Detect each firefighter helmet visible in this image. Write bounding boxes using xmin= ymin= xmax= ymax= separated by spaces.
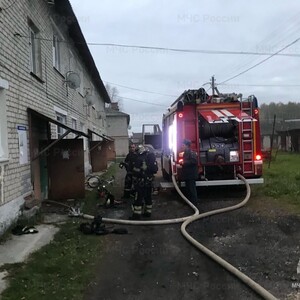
xmin=183 ymin=139 xmax=191 ymax=147
xmin=137 ymin=144 xmax=146 ymax=154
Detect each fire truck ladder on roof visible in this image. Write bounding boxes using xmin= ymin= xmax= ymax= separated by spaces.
xmin=241 ymin=101 xmax=254 ymax=174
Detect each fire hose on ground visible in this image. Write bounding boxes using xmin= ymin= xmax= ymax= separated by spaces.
xmin=70 ymin=173 xmax=277 ymax=299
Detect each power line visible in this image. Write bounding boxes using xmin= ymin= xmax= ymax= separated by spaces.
xmin=88 ymin=43 xmax=300 ymax=57
xmin=14 ymin=34 xmax=300 ymax=57
xmin=115 ymin=95 xmax=166 ymax=107
xmin=216 ymin=12 xmax=300 ymax=80
xmin=219 ymin=83 xmax=300 ymax=87
xmin=219 ymin=37 xmax=300 ymax=84
xmin=104 ymin=81 xmax=176 ymax=97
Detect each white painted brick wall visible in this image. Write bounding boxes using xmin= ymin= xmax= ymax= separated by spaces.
xmin=0 ymin=0 xmax=109 ymax=229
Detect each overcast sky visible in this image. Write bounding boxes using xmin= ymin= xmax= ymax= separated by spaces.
xmin=70 ymin=0 xmax=300 ymax=133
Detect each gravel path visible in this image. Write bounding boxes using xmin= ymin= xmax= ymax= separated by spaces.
xmin=83 ymin=167 xmax=300 ymax=300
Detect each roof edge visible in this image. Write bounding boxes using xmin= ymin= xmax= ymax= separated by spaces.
xmin=56 ymin=1 xmax=111 ymax=103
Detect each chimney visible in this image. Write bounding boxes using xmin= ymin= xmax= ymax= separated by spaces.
xmin=110 ymin=102 xmax=119 ymax=111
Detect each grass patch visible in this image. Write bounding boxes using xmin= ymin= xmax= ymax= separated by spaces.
xmin=1 ymin=161 xmax=120 ymax=300
xmin=1 ymin=220 xmax=105 ymax=300
xmin=80 ymin=188 xmax=100 ymax=216
xmin=102 ymin=159 xmax=122 ymax=180
xmin=83 ymin=160 xmax=121 ymax=214
xmin=252 ymin=152 xmax=300 ymax=213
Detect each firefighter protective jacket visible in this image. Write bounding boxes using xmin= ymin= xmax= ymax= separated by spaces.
xmin=124 ymin=151 xmax=137 ymax=173
xmin=182 ymin=149 xmax=198 ymax=180
xmin=132 ymin=151 xmax=158 ymax=178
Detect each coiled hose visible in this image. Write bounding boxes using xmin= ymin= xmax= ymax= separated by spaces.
xmin=80 ymin=174 xmax=277 ymax=299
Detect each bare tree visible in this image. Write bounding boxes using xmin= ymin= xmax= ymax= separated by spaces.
xmin=105 ymin=83 xmax=123 ymax=111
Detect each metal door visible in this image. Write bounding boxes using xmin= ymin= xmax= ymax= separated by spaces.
xmin=90 ymin=141 xmax=107 ymax=172
xmin=48 ymin=139 xmax=84 ymax=200
xmin=39 ymin=143 xmax=48 ymax=200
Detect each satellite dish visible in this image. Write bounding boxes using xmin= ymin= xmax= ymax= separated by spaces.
xmin=65 ymin=72 xmax=81 ymax=89
xmin=86 ymin=94 xmax=96 ymax=106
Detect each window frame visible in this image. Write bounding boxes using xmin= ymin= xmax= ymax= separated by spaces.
xmin=78 ymin=65 xmax=84 ymax=97
xmin=52 ymin=34 xmax=61 ymax=72
xmin=68 ymin=50 xmax=74 ymax=72
xmin=56 ymin=112 xmax=67 ymax=139
xmin=52 ymin=28 xmax=65 ymax=75
xmin=71 ymin=117 xmax=77 ymax=138
xmin=80 ymin=122 xmax=87 ymax=151
xmin=28 ymin=19 xmax=42 ymax=79
xmin=0 ymin=79 xmax=9 ymax=162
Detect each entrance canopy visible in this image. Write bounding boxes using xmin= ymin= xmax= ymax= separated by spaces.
xmin=88 ymin=129 xmax=114 ymax=142
xmin=28 ymin=108 xmax=113 ymax=160
xmin=28 ymin=108 xmax=90 ymax=138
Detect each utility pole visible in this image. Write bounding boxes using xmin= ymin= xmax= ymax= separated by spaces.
xmin=211 ymin=76 xmax=215 ymax=96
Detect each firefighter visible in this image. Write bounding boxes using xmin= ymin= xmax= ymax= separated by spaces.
xmin=180 ymin=139 xmax=199 ymax=205
xmin=120 ymin=144 xmax=137 ymax=199
xmin=130 ymin=145 xmax=158 ymax=220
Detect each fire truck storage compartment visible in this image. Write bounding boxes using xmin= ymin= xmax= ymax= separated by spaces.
xmin=204 ymin=165 xmax=235 ymax=180
xmin=199 ymin=116 xmax=239 ymax=164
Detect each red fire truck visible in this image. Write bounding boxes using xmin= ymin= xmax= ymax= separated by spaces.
xmin=161 ymin=88 xmax=264 ymax=186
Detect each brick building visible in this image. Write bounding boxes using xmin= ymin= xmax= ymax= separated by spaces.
xmin=0 ymin=0 xmax=112 ymax=234
xmin=105 ymin=103 xmax=130 ymax=157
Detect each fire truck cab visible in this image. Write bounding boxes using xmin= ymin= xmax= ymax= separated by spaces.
xmin=161 ymin=88 xmax=264 ymax=186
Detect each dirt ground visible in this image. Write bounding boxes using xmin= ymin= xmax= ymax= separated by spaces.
xmin=83 ymin=167 xmax=300 ymax=300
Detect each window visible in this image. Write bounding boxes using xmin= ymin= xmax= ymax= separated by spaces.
xmin=71 ymin=118 xmax=77 ymax=130
xmin=56 ymin=112 xmax=66 ymax=138
xmin=51 ymin=19 xmax=65 ymax=75
xmin=0 ymin=122 xmax=6 ymax=159
xmin=80 ymin=122 xmax=87 ymax=151
xmin=0 ymin=79 xmax=9 ymax=161
xmin=78 ymin=65 xmax=84 ymax=96
xmin=28 ymin=20 xmax=42 ymax=78
xmin=53 ymin=34 xmax=61 ymax=72
xmin=71 ymin=118 xmax=77 ymax=138
xmin=86 ymin=105 xmax=91 ymax=117
xmin=68 ymin=50 xmax=74 ymax=72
